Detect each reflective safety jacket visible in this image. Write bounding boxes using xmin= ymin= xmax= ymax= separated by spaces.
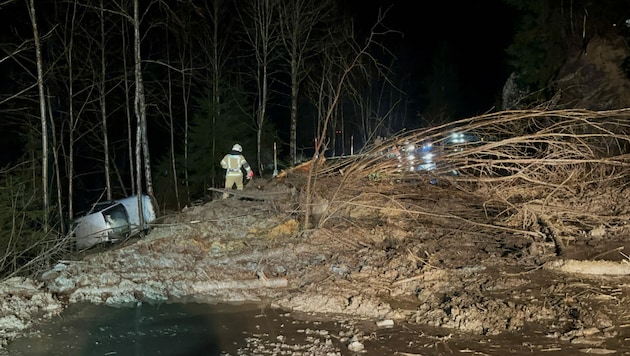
xmin=220 ymin=153 xmax=251 ymax=177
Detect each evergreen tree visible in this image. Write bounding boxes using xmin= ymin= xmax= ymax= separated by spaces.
xmin=504 ymin=0 xmax=630 ymax=90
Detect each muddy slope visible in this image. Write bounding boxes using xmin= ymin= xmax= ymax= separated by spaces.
xmin=3 ymin=175 xmax=629 ymax=351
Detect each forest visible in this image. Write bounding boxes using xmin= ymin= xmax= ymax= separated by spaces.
xmin=1 ymin=0 xmax=629 ymax=279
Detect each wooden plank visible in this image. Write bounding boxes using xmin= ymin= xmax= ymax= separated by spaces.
xmin=207 ymin=187 xmax=289 ymax=200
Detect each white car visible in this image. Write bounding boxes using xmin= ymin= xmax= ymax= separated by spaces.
xmin=112 ymin=195 xmax=157 ymax=233
xmin=72 ymin=195 xmax=156 ymax=250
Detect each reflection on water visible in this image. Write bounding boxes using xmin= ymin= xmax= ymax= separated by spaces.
xmin=3 ymin=302 xmax=313 ymax=356
xmin=3 ymin=301 xmax=628 ymax=355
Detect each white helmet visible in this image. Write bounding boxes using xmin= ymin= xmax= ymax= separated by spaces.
xmin=232 ymin=144 xmax=242 ymax=152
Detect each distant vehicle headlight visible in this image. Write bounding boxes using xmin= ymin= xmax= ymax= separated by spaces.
xmin=451 ymin=132 xmax=466 ymax=143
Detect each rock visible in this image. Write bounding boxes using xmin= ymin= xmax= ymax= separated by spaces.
xmin=376 ymin=319 xmax=394 ymax=327
xmin=347 ymin=340 xmax=364 ymax=352
xmin=46 ymin=276 xmax=76 ymax=293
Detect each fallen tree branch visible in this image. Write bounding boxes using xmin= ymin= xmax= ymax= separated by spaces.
xmin=207 ymin=187 xmax=291 ymax=201
xmin=536 ymin=214 xmax=566 ymax=256
xmin=544 ymin=259 xmax=630 ymax=275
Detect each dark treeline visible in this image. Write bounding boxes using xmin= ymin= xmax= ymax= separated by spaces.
xmin=0 ymin=0 xmax=413 ymax=215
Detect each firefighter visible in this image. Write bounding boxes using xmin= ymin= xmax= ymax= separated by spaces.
xmin=220 ymin=144 xmax=254 ymax=199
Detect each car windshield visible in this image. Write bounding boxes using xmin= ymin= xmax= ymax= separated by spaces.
xmin=102 ymin=204 xmax=128 ymax=227
xmin=89 ymin=201 xmax=118 ymax=214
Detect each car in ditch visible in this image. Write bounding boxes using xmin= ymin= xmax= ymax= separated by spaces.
xmin=72 ymin=194 xmax=157 ymax=250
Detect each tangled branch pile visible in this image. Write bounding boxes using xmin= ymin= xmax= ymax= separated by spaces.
xmin=311 ymin=109 xmax=630 ymax=255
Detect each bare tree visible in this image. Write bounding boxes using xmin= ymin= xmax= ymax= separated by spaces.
xmin=120 ymin=0 xmax=135 ymax=197
xmin=303 ymin=10 xmax=394 ymax=229
xmin=25 ymin=0 xmax=48 ymax=231
xmin=238 ymin=0 xmax=282 ymax=174
xmin=51 ymin=0 xmax=101 ymax=220
xmin=204 ymin=0 xmax=232 ymax=189
xmin=162 ymin=27 xmax=181 ymax=211
xmin=178 ymin=11 xmax=195 ymax=205
xmin=99 ymin=0 xmax=112 ymax=200
xmin=63 ymin=0 xmax=78 ymax=219
xmin=278 ymin=0 xmax=333 ymax=164
xmin=131 ymin=0 xmax=153 ymax=228
xmin=164 ymin=1 xmax=211 ymax=205
xmin=46 ymin=88 xmax=65 ymax=235
xmin=349 ymin=57 xmax=403 ymax=145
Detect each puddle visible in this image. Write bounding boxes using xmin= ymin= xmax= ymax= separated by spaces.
xmin=2 ymin=302 xmax=344 ymax=355
xmin=1 ymin=301 xmax=626 ymax=355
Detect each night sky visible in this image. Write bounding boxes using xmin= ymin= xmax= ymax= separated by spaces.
xmin=346 ymin=0 xmax=518 ymax=118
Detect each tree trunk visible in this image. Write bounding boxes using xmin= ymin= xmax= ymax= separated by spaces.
xmin=290 ymin=57 xmax=298 ymax=164
xmin=210 ymin=0 xmax=221 ymax=190
xmin=27 ymin=0 xmax=48 ymax=231
xmin=133 ymin=0 xmax=145 ymax=230
xmin=47 ymin=89 xmax=65 ymax=235
xmin=122 ymin=0 xmax=134 ymax=197
xmin=258 ymin=63 xmax=268 ymax=174
xmin=165 ymin=32 xmax=180 ymax=211
xmin=181 ymin=36 xmax=192 ymax=205
xmin=100 ymin=0 xmax=112 ymax=200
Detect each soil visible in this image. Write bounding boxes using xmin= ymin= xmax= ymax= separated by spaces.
xmin=2 ymin=171 xmax=630 ymax=354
